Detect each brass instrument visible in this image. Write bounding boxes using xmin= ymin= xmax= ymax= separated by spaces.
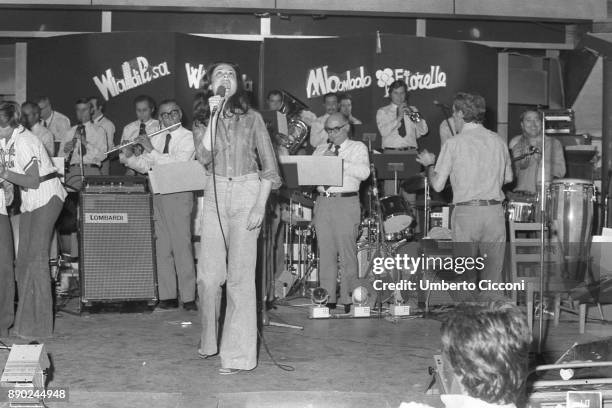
xmin=408 ymin=110 xmax=422 ymax=123
xmin=105 ymin=123 xmax=181 ymax=154
xmin=277 ymin=90 xmax=310 ymax=155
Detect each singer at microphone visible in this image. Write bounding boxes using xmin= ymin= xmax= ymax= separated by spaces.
xmin=193 ymin=62 xmax=281 ymax=375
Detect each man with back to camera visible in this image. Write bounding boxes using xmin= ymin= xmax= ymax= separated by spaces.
xmin=417 ymin=92 xmax=512 ymax=298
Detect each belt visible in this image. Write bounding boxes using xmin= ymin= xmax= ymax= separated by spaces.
xmin=384 ymin=147 xmax=416 ymax=151
xmin=320 ymin=192 xmax=358 ymax=198
xmin=70 ymin=164 xmax=100 ymax=169
xmin=453 ymin=200 xmax=502 ymax=207
xmin=39 ymin=172 xmax=59 ymax=183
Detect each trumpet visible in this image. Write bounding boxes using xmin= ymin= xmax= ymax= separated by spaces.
xmin=106 ymin=123 xmax=180 ymax=154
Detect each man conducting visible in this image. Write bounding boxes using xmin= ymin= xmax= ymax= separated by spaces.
xmin=313 ymin=112 xmax=370 ymax=312
xmin=417 ymin=92 xmax=512 ymax=296
xmin=120 ymin=100 xmax=197 ymax=311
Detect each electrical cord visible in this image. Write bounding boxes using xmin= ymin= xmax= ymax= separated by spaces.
xmin=208 ymin=100 xmax=293 ymax=372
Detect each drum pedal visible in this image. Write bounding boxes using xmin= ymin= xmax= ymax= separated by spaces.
xmin=390 ymin=304 xmax=411 ymax=316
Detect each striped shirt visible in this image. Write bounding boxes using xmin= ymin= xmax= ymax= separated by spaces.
xmin=1 ymin=126 xmax=67 ymax=212
xmin=31 ymin=122 xmax=55 ymax=157
xmin=42 ymin=110 xmax=71 ymax=143
xmin=58 ymin=122 xmax=107 ymax=167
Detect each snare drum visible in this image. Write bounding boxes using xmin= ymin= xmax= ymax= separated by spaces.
xmin=380 ymin=196 xmax=414 ymax=241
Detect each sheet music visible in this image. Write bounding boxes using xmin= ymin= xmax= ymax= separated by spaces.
xmin=149 ymin=161 xmax=208 ymax=194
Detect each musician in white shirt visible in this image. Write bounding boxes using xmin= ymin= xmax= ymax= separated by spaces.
xmin=121 ymin=100 xmax=197 ymax=311
xmin=21 ymin=101 xmax=54 ymax=157
xmin=309 ymin=92 xmax=339 ymax=148
xmin=88 ymin=96 xmax=115 ymax=175
xmin=58 ymin=98 xmax=107 ymax=189
xmin=312 ymin=112 xmax=370 ymax=312
xmin=36 ymin=96 xmax=71 ymax=153
xmin=0 ymin=101 xmax=67 ymax=338
xmin=119 ymin=95 xmax=160 ymax=175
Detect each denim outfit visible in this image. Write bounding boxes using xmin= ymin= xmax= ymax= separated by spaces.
xmin=197 ymin=109 xmax=281 ymax=370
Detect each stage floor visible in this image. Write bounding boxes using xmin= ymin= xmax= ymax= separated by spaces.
xmin=0 ymin=300 xmax=608 ymax=408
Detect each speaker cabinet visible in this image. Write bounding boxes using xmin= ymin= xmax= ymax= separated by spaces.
xmin=79 ymin=191 xmax=157 ymax=304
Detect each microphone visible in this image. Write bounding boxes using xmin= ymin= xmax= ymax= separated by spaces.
xmin=433 ymin=100 xmax=450 ymax=109
xmin=211 ymin=85 xmax=227 ymax=116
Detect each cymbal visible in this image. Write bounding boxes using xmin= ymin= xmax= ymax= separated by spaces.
xmin=401 ymin=175 xmax=426 ymax=193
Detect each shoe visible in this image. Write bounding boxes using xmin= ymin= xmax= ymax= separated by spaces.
xmin=344 ymin=304 xmax=352 ymax=314
xmin=198 ymin=349 xmax=217 ymax=359
xmin=327 ymin=303 xmax=337 ymax=310
xmin=219 ymin=368 xmax=243 ymax=375
xmin=183 ymin=301 xmax=198 ymax=311
xmin=158 ymin=299 xmax=178 ymax=309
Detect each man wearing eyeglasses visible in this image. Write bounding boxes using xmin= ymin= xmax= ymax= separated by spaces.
xmin=312 ymin=112 xmax=370 ymax=313
xmin=120 ymin=100 xmax=197 ymax=311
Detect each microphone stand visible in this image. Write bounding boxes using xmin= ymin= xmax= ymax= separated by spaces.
xmin=434 ymin=103 xmax=455 ymax=137
xmin=537 ymin=114 xmax=547 ymax=355
xmin=78 ymin=127 xmax=85 ymax=188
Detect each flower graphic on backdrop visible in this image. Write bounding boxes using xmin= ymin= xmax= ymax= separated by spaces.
xmin=375 ymin=68 xmax=395 ymax=88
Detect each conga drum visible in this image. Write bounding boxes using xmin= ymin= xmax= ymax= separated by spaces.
xmin=546 ymin=179 xmax=595 ymax=282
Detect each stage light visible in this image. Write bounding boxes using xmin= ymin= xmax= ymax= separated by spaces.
xmin=351 ymin=286 xmax=371 ymax=317
xmin=309 ymin=287 xmax=330 ymax=319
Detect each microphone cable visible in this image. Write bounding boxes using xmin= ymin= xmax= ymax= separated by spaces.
xmin=208 ymin=100 xmax=294 ymax=372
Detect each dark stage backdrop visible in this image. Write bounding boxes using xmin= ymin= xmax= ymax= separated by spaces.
xmin=264 ymin=34 xmax=498 ymax=153
xmin=27 ymin=32 xmax=261 ymax=145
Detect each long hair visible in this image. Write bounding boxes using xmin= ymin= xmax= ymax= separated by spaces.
xmin=0 ymin=101 xmax=22 ymax=128
xmin=197 ymin=62 xmax=249 ymax=125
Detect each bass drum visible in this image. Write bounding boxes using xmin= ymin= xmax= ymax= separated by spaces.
xmin=355 ymin=241 xmax=421 ymax=308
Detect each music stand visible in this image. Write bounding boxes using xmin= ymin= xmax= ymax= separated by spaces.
xmin=372 ymin=153 xmax=421 ymax=195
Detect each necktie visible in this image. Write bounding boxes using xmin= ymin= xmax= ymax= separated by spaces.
xmin=323 ymin=144 xmax=340 ymax=191
xmin=163 ymin=133 xmax=171 ymax=154
xmin=139 ymin=122 xmax=146 ymax=136
xmin=43 ymin=120 xmax=48 ymax=128
xmin=77 ymin=124 xmax=87 ymax=156
xmin=397 ymin=107 xmax=407 ymax=137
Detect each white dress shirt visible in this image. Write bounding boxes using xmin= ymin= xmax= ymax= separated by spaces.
xmin=92 ymin=114 xmax=115 ymax=151
xmin=58 ymin=122 xmax=108 ymax=167
xmin=313 ymin=138 xmax=370 ymax=193
xmin=31 ymin=122 xmax=55 ymax=157
xmin=121 ymin=125 xmax=195 ymax=174
xmin=1 ymin=126 xmax=66 ymax=213
xmin=309 ymin=113 xmax=330 ymax=148
xmin=439 ymin=117 xmax=457 ymax=147
xmin=42 ymin=110 xmax=71 ymax=143
xmin=376 ymin=102 xmax=428 ymax=148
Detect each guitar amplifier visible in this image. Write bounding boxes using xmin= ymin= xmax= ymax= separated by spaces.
xmin=79 ymin=190 xmax=157 ymax=305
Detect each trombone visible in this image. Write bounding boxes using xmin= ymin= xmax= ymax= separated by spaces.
xmin=105 ymin=123 xmax=181 ymax=154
